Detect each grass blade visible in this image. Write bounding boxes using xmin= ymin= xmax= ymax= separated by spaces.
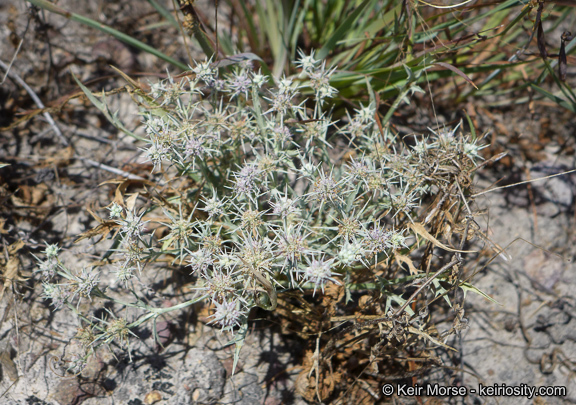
xmin=146 ymin=0 xmax=178 ymax=28
xmin=529 ymin=83 xmax=576 ymax=113
xmin=317 ymin=0 xmax=374 ymax=60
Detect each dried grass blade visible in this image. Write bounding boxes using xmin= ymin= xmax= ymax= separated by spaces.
xmin=409 ymin=223 xmax=477 ymax=253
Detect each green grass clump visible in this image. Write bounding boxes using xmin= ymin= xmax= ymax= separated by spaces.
xmin=28 ymin=0 xmax=576 ymax=113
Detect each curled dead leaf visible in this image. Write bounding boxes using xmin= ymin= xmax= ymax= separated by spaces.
xmin=0 ymin=219 xmax=9 ymax=234
xmin=7 ymin=240 xmax=25 ymax=255
xmin=395 ymin=254 xmax=419 ymax=275
xmin=43 ymin=146 xmax=74 ymax=167
xmin=0 ymin=256 xmax=26 ymax=301
xmin=125 ymin=192 xmax=139 ymax=211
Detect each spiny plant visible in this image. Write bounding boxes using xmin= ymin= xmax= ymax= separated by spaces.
xmin=36 ymin=53 xmax=499 ymax=400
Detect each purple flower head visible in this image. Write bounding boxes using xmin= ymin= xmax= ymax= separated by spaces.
xmin=185 ymin=137 xmax=205 ymax=158
xmin=227 ymin=71 xmax=252 ymax=99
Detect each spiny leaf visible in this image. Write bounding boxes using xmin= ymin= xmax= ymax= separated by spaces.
xmin=228 ymin=320 xmax=249 ymax=376
xmin=395 ymin=254 xmax=419 ymax=275
xmin=459 ymin=281 xmax=502 ymax=306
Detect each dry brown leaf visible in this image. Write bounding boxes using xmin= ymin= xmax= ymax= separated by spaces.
xmin=109 ymin=65 xmax=144 ymax=90
xmin=74 ymin=221 xmax=119 ymax=243
xmin=0 ymin=257 xmax=26 ymax=301
xmin=30 ymin=183 xmax=48 ymax=205
xmin=102 ymin=179 xmax=155 ymax=208
xmin=321 ymin=283 xmax=344 ymax=312
xmin=86 ymin=206 xmax=104 ymax=224
xmin=0 ymin=218 xmax=9 ymax=234
xmin=10 ymin=184 xmax=51 ymax=208
xmin=44 ymin=146 xmax=74 ymax=167
xmin=125 ymin=192 xmax=139 ymax=211
xmin=407 ymin=325 xmax=456 ymax=351
xmin=408 ymin=222 xmax=477 ymax=253
xmin=443 ymin=211 xmax=455 ymax=241
xmin=395 ymin=254 xmax=419 ymax=275
xmin=7 ymin=240 xmax=25 ymax=256
xmin=295 ymin=366 xmax=314 ymax=401
xmin=2 ymin=258 xmax=20 ymax=282
xmin=98 ymin=179 xmax=129 ymax=208
xmin=0 ymin=345 xmax=18 ymax=382
xmin=143 ymin=390 xmax=162 ymax=405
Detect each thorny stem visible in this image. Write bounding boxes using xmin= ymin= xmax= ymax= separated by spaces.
xmin=453 ymin=214 xmax=472 ymax=304
xmin=393 ymin=257 xmax=460 ymax=318
xmin=90 ymin=287 xmax=208 ymax=329
xmin=237 ymin=256 xmax=277 ymax=311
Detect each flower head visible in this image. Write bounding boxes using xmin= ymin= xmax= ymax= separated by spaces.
xmin=44 ymin=243 xmax=60 ymax=259
xmin=300 ymin=257 xmax=339 ymax=296
xmin=192 ymin=58 xmax=217 ymax=85
xmin=295 ymin=50 xmax=319 ymax=75
xmin=208 ymin=299 xmax=246 ymax=331
xmin=226 ymin=70 xmax=252 ymax=99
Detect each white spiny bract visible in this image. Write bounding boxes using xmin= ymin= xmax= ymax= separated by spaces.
xmin=35 ymin=51 xmax=485 ymax=360
xmin=43 ymin=243 xmax=60 ymax=259
xmin=191 ymin=58 xmax=217 ymax=85
xmin=463 ymin=138 xmax=488 ymax=161
xmin=337 ymin=239 xmax=366 ymax=266
xmin=226 ymin=70 xmax=252 ymax=99
xmin=299 ymin=256 xmax=338 ymax=296
xmin=42 ymin=283 xmax=69 ymax=310
xmin=355 ymin=103 xmax=376 ymax=124
xmin=295 ymin=49 xmax=319 ymax=75
xmin=208 ymin=299 xmax=246 ymax=331
xmin=118 ymin=209 xmax=148 ymax=241
xmin=188 ymin=248 xmax=214 ymax=274
xmin=270 ymin=193 xmax=300 ymax=219
xmin=201 ymin=191 xmax=226 ymax=220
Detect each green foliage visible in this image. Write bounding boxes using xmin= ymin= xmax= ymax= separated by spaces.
xmin=224 ymin=0 xmax=574 ymax=108
xmin=28 ymin=0 xmax=574 ymax=111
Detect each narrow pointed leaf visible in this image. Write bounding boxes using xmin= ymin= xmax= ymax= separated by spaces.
xmin=434 ymin=62 xmax=478 ymax=89
xmin=317 ymin=0 xmax=373 ymax=60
